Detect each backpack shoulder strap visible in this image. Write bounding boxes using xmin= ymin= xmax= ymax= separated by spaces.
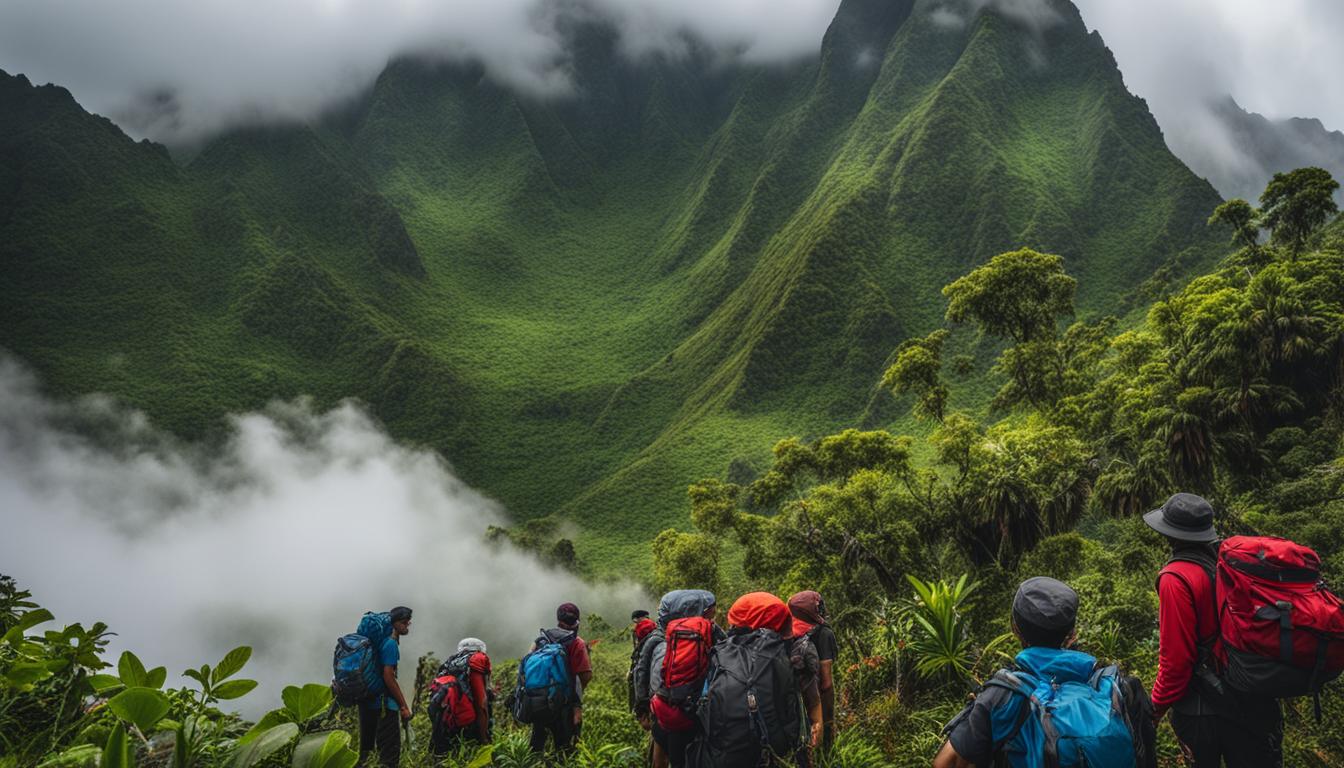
xmin=981 ymin=670 xmax=1038 ymax=757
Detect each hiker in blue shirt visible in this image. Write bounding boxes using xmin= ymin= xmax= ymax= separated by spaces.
xmin=934 ymin=578 xmax=1156 ymax=768
xmin=360 ymin=606 xmax=413 ymax=767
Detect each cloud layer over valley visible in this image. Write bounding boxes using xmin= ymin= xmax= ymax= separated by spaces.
xmin=0 ymin=355 xmax=644 ymax=715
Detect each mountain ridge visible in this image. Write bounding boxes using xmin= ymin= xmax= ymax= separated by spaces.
xmin=0 ymin=0 xmax=1228 ymax=569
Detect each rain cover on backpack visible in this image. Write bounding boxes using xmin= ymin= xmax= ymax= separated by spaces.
xmin=983 ymin=648 xmax=1136 ymax=768
xmin=428 ymin=651 xmax=481 ymax=732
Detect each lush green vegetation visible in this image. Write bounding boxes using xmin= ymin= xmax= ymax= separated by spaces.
xmin=0 ymin=0 xmax=1226 ymax=572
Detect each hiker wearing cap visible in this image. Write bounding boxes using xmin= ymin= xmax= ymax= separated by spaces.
xmin=789 ymin=591 xmax=838 ymax=756
xmin=359 ymin=606 xmax=413 ymax=768
xmin=428 ymin=637 xmax=493 ymax=761
xmin=1145 ymin=493 xmax=1283 ymax=767
xmin=935 ymin=578 xmax=1155 ymax=768
xmin=629 ymin=609 xmax=658 ymax=720
xmin=526 ymin=602 xmax=593 ymax=756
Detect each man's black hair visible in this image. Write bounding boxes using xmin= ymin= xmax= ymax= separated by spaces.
xmin=1015 ymin=617 xmax=1072 ymax=649
xmin=390 ymin=606 xmax=413 ymax=623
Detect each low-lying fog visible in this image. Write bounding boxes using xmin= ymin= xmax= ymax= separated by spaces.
xmin=0 ymin=354 xmax=645 ymax=716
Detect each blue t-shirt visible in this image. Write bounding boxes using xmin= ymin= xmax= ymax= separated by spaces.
xmin=371 ymin=636 xmax=401 ymax=710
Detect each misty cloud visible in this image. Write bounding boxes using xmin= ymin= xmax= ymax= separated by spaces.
xmin=0 ymin=355 xmax=645 ymax=716
xmin=1073 ymin=0 xmax=1344 ymax=192
xmin=0 ymin=0 xmax=842 ymax=144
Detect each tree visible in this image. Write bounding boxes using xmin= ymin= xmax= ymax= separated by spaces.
xmin=1260 ymin=167 xmax=1340 ymax=255
xmin=651 ymin=529 xmax=720 ymax=596
xmin=943 ymin=249 xmax=1076 ymax=344
xmin=1208 ymin=198 xmax=1261 ymax=251
xmin=883 ymin=330 xmax=950 ymax=421
xmin=943 ymin=249 xmax=1077 ymax=409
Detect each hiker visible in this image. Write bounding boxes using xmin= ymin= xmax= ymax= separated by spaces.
xmin=523 ymin=602 xmax=593 ymax=757
xmin=359 ymin=606 xmax=413 ymax=768
xmin=789 ymin=591 xmax=837 ymax=755
xmin=935 ymin=578 xmax=1156 ymax=768
xmin=643 ymin=590 xmax=721 ymax=768
xmin=428 ymin=637 xmax=493 ymax=762
xmin=1145 ymin=493 xmax=1283 ymax=767
xmin=629 ymin=609 xmax=658 ymax=720
xmin=688 ymin=591 xmax=820 ymax=768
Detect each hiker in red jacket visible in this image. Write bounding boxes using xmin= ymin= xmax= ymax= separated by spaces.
xmin=1145 ymin=493 xmax=1283 ymax=767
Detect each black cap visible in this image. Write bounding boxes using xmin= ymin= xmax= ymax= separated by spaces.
xmin=1012 ymin=577 xmax=1078 ymax=635
xmin=1143 ymin=493 xmax=1217 ymax=543
xmin=389 ymin=606 xmax=412 ymax=623
xmin=631 ymin=609 xmax=650 ymax=621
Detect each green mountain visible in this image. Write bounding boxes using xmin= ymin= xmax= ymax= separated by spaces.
xmin=0 ymin=0 xmax=1225 ymax=569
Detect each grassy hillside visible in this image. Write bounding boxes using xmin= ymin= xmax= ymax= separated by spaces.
xmin=0 ymin=0 xmax=1226 ymax=572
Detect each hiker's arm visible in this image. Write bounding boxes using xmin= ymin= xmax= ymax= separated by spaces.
xmin=1151 ymin=573 xmax=1199 ymax=719
xmin=803 ymin=681 xmax=823 ymax=747
xmin=383 ymin=665 xmax=410 ymax=718
xmin=471 ymin=671 xmax=490 ymax=742
xmin=819 ymin=659 xmax=834 ymax=691
xmin=933 ymin=741 xmax=974 ymax=768
xmin=578 ymin=669 xmax=594 ymax=688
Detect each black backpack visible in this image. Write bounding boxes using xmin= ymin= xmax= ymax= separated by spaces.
xmin=689 ymin=629 xmax=802 ymax=768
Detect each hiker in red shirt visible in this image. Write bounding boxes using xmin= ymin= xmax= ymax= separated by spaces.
xmin=1145 ymin=493 xmax=1283 ymax=767
xmin=528 ymin=602 xmax=593 ymax=757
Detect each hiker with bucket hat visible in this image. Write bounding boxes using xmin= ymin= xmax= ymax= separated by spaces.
xmin=1146 ymin=493 xmax=1283 ymax=767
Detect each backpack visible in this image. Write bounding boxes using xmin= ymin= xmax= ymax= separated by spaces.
xmin=511 ymin=630 xmax=575 ymax=724
xmin=331 ymin=611 xmax=393 ymax=705
xmin=629 ymin=631 xmax=657 ymax=713
xmin=982 ymin=648 xmax=1137 ymax=768
xmin=688 ymin=628 xmax=801 ymax=768
xmin=428 ymin=651 xmax=483 ymax=733
xmin=1216 ymin=536 xmax=1344 ymax=709
xmin=661 ymin=616 xmax=714 ymax=708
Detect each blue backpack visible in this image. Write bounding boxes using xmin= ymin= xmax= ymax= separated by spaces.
xmin=511 ymin=630 xmax=574 ymax=724
xmin=983 ymin=648 xmax=1137 ymax=768
xmin=331 ymin=612 xmax=393 ymax=705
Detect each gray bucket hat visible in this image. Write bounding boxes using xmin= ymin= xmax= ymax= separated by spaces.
xmin=1143 ymin=493 xmax=1218 ymax=543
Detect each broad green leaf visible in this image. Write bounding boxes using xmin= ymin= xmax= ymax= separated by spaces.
xmin=282 ymin=683 xmax=331 ymax=722
xmin=240 ymin=709 xmax=293 ymax=745
xmin=87 ymin=673 xmax=124 ymax=693
xmin=109 ymin=686 xmax=171 ymax=731
xmin=145 ymin=666 xmax=167 ymax=690
xmin=466 ymin=745 xmax=495 ymax=768
xmin=182 ymin=667 xmax=207 ymax=688
xmin=2 ymin=608 xmax=54 ymax=644
xmin=232 ymin=723 xmax=298 ymax=768
xmin=212 ymin=678 xmax=258 ymax=700
xmin=213 ymin=646 xmax=252 ymax=684
xmin=291 ymin=732 xmax=357 ymax=768
xmin=118 ymin=651 xmax=148 ymax=688
xmin=102 ymin=723 xmax=132 ymax=768
xmin=6 ymin=661 xmax=54 ymax=688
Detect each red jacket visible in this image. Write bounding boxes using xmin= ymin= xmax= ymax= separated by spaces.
xmin=1151 ymin=560 xmax=1218 ymax=716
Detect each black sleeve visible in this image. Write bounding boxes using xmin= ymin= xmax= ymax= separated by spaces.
xmin=945 ymin=687 xmax=1011 ymax=768
xmin=813 ymin=626 xmax=838 ymax=663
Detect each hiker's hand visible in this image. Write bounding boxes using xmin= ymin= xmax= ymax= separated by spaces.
xmin=399 ymin=705 xmax=412 ymax=722
xmin=572 ymin=707 xmax=583 ymax=726
xmin=809 ymin=721 xmax=823 ymax=748
xmin=637 ymin=713 xmax=651 ymax=731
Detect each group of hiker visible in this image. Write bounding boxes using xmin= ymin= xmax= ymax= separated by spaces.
xmin=330 ymin=492 xmax=1344 ymax=768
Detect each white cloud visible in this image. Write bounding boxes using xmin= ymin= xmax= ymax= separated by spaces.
xmin=0 ymin=355 xmax=644 ymax=716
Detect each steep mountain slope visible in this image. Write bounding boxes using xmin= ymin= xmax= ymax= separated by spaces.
xmin=0 ymin=0 xmax=1226 ymax=569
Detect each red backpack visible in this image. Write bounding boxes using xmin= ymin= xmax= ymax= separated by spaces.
xmin=428 ymin=651 xmax=485 ymax=731
xmin=1217 ymin=536 xmax=1344 ymax=706
xmin=661 ymin=616 xmax=714 ymax=706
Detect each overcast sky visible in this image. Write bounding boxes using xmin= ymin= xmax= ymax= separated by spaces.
xmin=0 ymin=0 xmax=1339 ymax=145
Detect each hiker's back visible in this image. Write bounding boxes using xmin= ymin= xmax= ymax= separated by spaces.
xmin=689 ymin=629 xmax=801 ymax=768
xmin=985 ymin=648 xmax=1138 ymax=768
